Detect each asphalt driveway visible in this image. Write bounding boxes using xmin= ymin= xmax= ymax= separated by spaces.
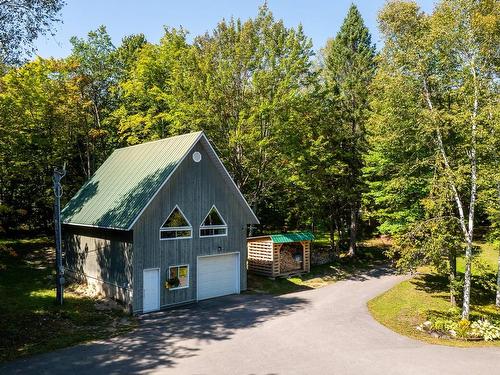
xmin=2 ymin=267 xmax=500 ymax=374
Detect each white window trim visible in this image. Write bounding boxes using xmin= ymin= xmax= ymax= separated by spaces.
xmin=199 ymin=225 xmax=228 ymax=238
xmin=199 ymin=205 xmax=228 ymax=238
xmin=159 ymin=205 xmax=192 ymax=241
xmin=168 ymin=264 xmax=190 ymax=290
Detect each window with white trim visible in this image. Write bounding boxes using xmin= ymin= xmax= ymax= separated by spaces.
xmin=200 ymin=205 xmax=227 ymax=237
xmin=160 ymin=206 xmax=192 ymax=240
xmin=167 ymin=265 xmax=189 ymax=289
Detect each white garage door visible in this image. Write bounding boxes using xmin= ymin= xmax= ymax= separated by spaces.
xmin=197 ymin=253 xmax=240 ymax=301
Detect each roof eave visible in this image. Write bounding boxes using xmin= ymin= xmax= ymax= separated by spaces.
xmin=63 ymin=222 xmax=130 ymax=231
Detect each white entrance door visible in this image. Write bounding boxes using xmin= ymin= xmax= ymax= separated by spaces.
xmin=143 ymin=268 xmax=160 ymax=312
xmin=197 ymin=253 xmax=240 ymax=301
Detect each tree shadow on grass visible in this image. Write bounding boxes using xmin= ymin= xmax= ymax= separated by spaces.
xmin=0 ymin=293 xmax=124 ymax=363
xmin=410 ymin=274 xmax=460 ymax=307
xmin=411 ymin=272 xmax=500 ymax=308
xmin=0 ymin=238 xmax=53 ymax=267
xmin=411 ymin=274 xmax=449 ymax=295
xmin=2 ymin=293 xmax=309 ymax=373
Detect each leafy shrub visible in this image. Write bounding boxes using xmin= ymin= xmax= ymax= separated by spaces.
xmin=418 ymin=316 xmax=500 ymax=341
xmin=431 ymin=318 xmax=455 ymax=332
xmin=455 ymin=319 xmax=472 ymax=339
xmin=471 ymin=320 xmax=500 ymax=341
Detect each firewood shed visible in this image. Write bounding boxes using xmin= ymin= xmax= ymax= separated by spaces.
xmin=247 ymin=232 xmax=314 ymax=277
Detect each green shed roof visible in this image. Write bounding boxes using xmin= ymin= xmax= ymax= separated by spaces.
xmin=248 ymin=232 xmax=314 ymax=243
xmin=62 ymin=132 xmax=203 ymax=230
xmin=270 ymin=232 xmax=314 ymax=243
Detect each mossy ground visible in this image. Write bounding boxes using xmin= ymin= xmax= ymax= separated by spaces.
xmin=0 ymin=237 xmax=137 ymax=363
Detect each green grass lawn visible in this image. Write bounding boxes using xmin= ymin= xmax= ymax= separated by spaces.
xmin=247 ymin=238 xmax=389 ymax=295
xmin=310 ymin=231 xmax=331 ymax=247
xmin=368 ymin=242 xmax=500 ymax=347
xmin=0 ymin=237 xmax=136 ymax=363
xmin=456 ymin=241 xmax=498 ymax=272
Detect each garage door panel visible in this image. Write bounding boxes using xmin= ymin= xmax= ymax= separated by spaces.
xmin=200 ymin=257 xmax=232 ymax=269
xmin=201 ymin=265 xmax=233 ymax=275
xmin=197 ymin=253 xmax=239 ymax=301
xmin=204 ymin=275 xmax=235 ymax=287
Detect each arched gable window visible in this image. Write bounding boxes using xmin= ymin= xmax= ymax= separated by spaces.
xmin=199 ymin=205 xmax=227 ymax=237
xmin=160 ymin=205 xmax=192 ymax=240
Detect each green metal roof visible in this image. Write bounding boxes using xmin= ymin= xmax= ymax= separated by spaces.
xmin=62 ymin=131 xmax=203 ymax=230
xmin=270 ymin=232 xmax=314 ymax=243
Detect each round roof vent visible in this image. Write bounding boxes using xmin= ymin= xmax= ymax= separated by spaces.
xmin=192 ymin=151 xmax=202 ymax=163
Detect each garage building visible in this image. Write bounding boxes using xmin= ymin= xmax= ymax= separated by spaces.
xmin=61 ymin=131 xmax=259 ymax=314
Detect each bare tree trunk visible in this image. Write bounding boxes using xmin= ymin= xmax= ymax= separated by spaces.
xmin=462 ymin=64 xmax=479 ymax=320
xmin=333 ymin=216 xmax=342 ymax=254
xmin=248 ymin=202 xmax=258 ymax=237
xmin=348 ymin=205 xmax=358 ymax=257
xmin=86 ymin=139 xmax=91 ymax=179
xmin=462 ymin=237 xmax=473 ymax=318
xmin=329 ymin=220 xmax=336 ymax=251
xmin=462 ymin=156 xmax=477 ymax=319
xmin=338 ymin=216 xmax=345 ymax=252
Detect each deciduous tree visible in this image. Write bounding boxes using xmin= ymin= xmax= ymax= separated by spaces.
xmin=0 ymin=0 xmax=65 ymax=64
xmin=375 ymin=0 xmax=499 ymax=318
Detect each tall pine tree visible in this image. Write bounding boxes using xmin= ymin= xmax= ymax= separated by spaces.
xmin=323 ymin=5 xmax=376 ymax=256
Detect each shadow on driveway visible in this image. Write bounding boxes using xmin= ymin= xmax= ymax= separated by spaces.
xmin=345 ymin=265 xmax=398 ymax=282
xmin=2 ymin=293 xmax=308 ymax=374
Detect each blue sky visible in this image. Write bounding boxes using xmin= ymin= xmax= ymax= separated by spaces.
xmin=34 ymin=0 xmax=436 ymax=58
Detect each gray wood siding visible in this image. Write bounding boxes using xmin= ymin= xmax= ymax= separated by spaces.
xmin=63 ymin=226 xmax=133 ymax=305
xmin=132 ymin=141 xmax=249 ymax=313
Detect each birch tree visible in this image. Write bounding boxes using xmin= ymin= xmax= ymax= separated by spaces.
xmin=377 ymin=0 xmax=498 ymax=318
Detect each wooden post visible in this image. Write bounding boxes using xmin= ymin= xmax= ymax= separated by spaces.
xmin=301 ymin=241 xmax=310 ymax=272
xmin=273 ymin=243 xmax=282 ymax=277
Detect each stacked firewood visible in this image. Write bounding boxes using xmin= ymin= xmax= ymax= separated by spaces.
xmin=280 ymin=248 xmax=302 ymax=273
